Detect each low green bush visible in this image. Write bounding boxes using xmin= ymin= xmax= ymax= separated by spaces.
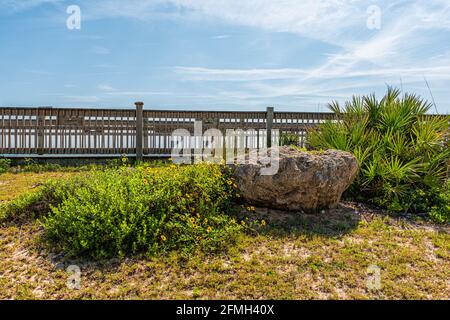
xmin=279 ymin=132 xmax=300 ymax=147
xmin=308 ymin=87 xmax=450 ymax=223
xmin=37 ymin=163 xmax=242 ymax=259
xmin=419 ymin=181 xmax=450 ymax=224
xmin=17 ymin=158 xmax=62 ymax=173
xmin=0 ymin=158 xmax=11 ymax=174
xmin=7 ymin=158 xmax=106 ymax=174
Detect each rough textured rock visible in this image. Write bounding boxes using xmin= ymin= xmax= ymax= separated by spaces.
xmin=232 ymin=146 xmax=359 ymax=212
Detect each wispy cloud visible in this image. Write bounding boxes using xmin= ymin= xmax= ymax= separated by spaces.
xmin=0 ymin=0 xmax=61 ymax=14
xmin=173 ymin=67 xmax=308 ymax=81
xmin=174 ymin=64 xmax=450 ymax=83
xmin=91 ymin=45 xmax=111 ymax=55
xmin=212 ymin=34 xmax=231 ymax=40
xmin=106 ymin=91 xmax=173 ymax=96
xmin=69 ymin=34 xmax=105 ymax=40
xmin=97 ymin=83 xmax=116 ymax=91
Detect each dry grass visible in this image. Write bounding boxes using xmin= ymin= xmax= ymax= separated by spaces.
xmin=0 ymin=172 xmax=78 ymax=202
xmin=0 ymin=171 xmax=448 ymax=300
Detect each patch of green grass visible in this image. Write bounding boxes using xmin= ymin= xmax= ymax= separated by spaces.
xmin=0 ymin=172 xmax=78 ymax=202
xmin=0 ymin=172 xmax=79 ymax=223
xmin=0 ymin=190 xmax=46 ymax=222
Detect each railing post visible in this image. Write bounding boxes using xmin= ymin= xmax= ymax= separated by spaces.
xmin=37 ymin=107 xmax=50 ymax=155
xmin=37 ymin=115 xmax=44 ymax=155
xmin=135 ymin=102 xmax=144 ymax=162
xmin=266 ymin=106 xmax=274 ymax=148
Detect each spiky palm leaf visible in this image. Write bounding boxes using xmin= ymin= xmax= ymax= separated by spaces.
xmin=308 ymin=87 xmax=450 ymax=213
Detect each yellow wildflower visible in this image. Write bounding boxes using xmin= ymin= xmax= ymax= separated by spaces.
xmin=160 ymin=235 xmax=167 ymax=242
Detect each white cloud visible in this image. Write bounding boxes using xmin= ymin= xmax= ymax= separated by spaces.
xmin=106 ymin=91 xmax=172 ymax=96
xmin=174 ymin=67 xmax=309 ymax=81
xmin=97 ymin=84 xmax=116 ymax=91
xmin=0 ymin=0 xmax=61 ymax=13
xmin=167 ymin=0 xmax=364 ymax=46
xmin=61 ymin=1 xmax=449 ymax=44
xmin=53 ymin=0 xmax=363 ymax=46
xmin=174 ymin=64 xmax=450 ymax=82
xmin=212 ymin=34 xmax=231 ymax=39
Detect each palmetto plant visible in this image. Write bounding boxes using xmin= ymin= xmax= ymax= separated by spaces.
xmin=279 ymin=132 xmax=300 ymax=147
xmin=309 ymin=87 xmax=450 ymax=213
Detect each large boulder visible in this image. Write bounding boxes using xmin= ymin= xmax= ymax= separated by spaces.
xmin=231 ymin=146 xmax=358 ymax=212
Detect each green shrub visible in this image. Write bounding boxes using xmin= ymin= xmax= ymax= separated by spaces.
xmin=0 ymin=158 xmax=11 ymax=174
xmin=279 ymin=132 xmax=300 ymax=147
xmin=39 ymin=163 xmax=242 ymax=259
xmin=8 ymin=159 xmax=103 ymax=174
xmin=308 ymin=87 xmax=450 ymax=220
xmin=20 ymin=158 xmax=62 ymax=173
xmin=405 ymin=181 xmax=450 ymax=224
xmin=428 ymin=181 xmax=450 ymax=224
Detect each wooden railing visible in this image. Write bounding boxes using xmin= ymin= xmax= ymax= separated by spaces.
xmin=0 ymin=103 xmax=335 ymax=157
xmin=1 ymin=103 xmax=447 ymax=158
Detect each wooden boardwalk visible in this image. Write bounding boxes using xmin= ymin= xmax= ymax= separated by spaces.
xmin=1 ymin=103 xmax=447 ymax=158
xmin=0 ymin=103 xmax=335 ymax=158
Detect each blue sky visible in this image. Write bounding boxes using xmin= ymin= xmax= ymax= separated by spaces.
xmin=0 ymin=0 xmax=449 ymax=113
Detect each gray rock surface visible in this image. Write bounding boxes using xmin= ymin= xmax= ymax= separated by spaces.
xmin=232 ymin=146 xmax=359 ymax=212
